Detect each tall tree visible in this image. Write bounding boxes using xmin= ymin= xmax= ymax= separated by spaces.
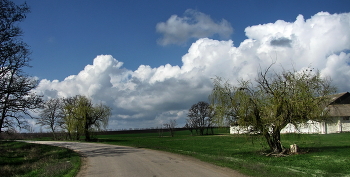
xmin=62 ymin=95 xmax=111 ymax=141
xmin=36 ymin=98 xmax=64 ymax=139
xmin=0 ymin=0 xmax=43 ymax=133
xmin=209 ymin=66 xmax=336 ymax=153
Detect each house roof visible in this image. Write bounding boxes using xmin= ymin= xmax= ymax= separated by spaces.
xmin=328 ymin=92 xmax=350 ymax=104
xmin=326 ymin=92 xmax=350 ymax=117
xmin=328 ymin=104 xmax=350 ymax=117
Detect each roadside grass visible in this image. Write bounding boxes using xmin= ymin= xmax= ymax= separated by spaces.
xmin=96 ymin=129 xmax=350 ymax=177
xmin=0 ymin=141 xmax=81 ymax=177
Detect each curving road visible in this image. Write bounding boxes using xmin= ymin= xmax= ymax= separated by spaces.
xmin=25 ymin=141 xmax=248 ymax=177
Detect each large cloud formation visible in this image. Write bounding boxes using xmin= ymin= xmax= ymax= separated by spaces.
xmin=35 ymin=12 xmax=350 ymax=130
xmin=156 ymin=9 xmax=233 ymax=45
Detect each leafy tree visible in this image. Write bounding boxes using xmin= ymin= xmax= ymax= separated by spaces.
xmin=62 ymin=96 xmax=81 ymax=140
xmin=36 ymin=98 xmax=64 ymax=139
xmin=62 ymin=95 xmax=111 ymax=141
xmin=0 ymin=0 xmax=43 ymax=133
xmin=187 ymin=101 xmax=215 ymax=135
xmin=209 ymin=66 xmax=336 ymax=153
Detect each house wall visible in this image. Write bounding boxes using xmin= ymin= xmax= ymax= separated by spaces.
xmin=280 ymin=120 xmax=322 ymax=134
xmin=325 ymin=117 xmax=350 ymax=133
xmin=230 ymin=117 xmax=350 ymax=134
xmin=230 ymin=125 xmax=256 ymax=134
xmin=326 ymin=117 xmax=340 ymax=134
xmin=340 ymin=117 xmax=350 ymax=132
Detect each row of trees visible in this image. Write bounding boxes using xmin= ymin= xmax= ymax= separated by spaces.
xmin=36 ymin=95 xmax=111 ymax=141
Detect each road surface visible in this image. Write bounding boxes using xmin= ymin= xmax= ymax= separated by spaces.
xmin=25 ymin=141 xmax=248 ymax=177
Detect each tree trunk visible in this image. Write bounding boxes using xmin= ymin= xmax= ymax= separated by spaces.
xmin=67 ymin=131 xmax=72 ymax=140
xmin=263 ymin=128 xmax=283 ymax=153
xmin=75 ymin=132 xmax=80 ymax=140
xmin=84 ymin=123 xmax=91 ymax=141
xmin=50 ymin=126 xmax=56 ymax=140
xmin=188 ymin=129 xmax=193 ymax=136
xmin=199 ymin=128 xmax=204 ymax=135
xmin=75 ymin=128 xmax=80 ymax=140
xmin=170 ymin=129 xmax=174 ymax=137
xmin=51 ymin=131 xmax=56 ymax=140
xmin=0 ymin=115 xmax=4 ymax=133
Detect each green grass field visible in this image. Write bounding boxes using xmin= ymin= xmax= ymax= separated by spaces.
xmin=0 ymin=141 xmax=81 ymax=177
xmin=95 ymin=129 xmax=350 ymax=177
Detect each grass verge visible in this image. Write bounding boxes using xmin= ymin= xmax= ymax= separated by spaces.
xmin=95 ymin=129 xmax=350 ymax=177
xmin=0 ymin=141 xmax=81 ymax=177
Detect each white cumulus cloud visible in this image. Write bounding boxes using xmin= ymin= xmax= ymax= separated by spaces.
xmin=156 ymin=9 xmax=233 ymax=46
xmin=34 ymin=12 xmax=350 ymax=130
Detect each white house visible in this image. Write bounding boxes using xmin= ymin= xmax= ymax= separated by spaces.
xmin=230 ymin=92 xmax=350 ymax=134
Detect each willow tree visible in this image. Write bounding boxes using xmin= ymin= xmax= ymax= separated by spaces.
xmin=209 ymin=66 xmax=336 ymax=153
xmin=62 ymin=95 xmax=111 ymax=141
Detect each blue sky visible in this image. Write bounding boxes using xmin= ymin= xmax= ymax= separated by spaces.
xmin=11 ymin=0 xmax=350 ymax=130
xmin=16 ymin=0 xmax=349 ymax=81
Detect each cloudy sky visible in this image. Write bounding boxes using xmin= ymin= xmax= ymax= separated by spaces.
xmin=13 ymin=0 xmax=350 ymax=130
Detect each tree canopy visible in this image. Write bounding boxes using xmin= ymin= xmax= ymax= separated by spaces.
xmin=209 ymin=66 xmax=336 ymax=153
xmin=186 ymin=101 xmax=215 ymax=135
xmin=62 ymin=95 xmax=111 ymax=141
xmin=36 ymin=98 xmax=64 ymax=139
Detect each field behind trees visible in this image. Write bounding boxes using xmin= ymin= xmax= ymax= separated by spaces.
xmin=95 ymin=129 xmax=350 ymax=177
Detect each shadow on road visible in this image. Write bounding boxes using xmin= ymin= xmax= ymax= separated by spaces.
xmin=28 ymin=141 xmax=141 ymax=158
xmin=79 ymin=145 xmax=141 ymax=157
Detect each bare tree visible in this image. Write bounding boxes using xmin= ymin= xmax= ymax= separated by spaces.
xmin=205 ymin=106 xmax=216 ymax=135
xmin=163 ymin=119 xmax=177 ymax=137
xmin=185 ymin=119 xmax=196 ymax=136
xmin=187 ymin=101 xmax=214 ymax=135
xmin=0 ymin=0 xmax=43 ymax=133
xmin=157 ymin=125 xmax=164 ymax=137
xmin=36 ymin=98 xmax=64 ymax=139
xmin=210 ymin=66 xmax=336 ymax=153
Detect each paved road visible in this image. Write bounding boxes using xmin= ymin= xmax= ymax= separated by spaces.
xmin=25 ymin=141 xmax=248 ymax=177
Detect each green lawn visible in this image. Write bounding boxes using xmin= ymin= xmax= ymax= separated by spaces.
xmin=96 ymin=129 xmax=350 ymax=177
xmin=0 ymin=141 xmax=81 ymax=177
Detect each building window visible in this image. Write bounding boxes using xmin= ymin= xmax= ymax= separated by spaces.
xmin=343 ymin=117 xmax=350 ymax=121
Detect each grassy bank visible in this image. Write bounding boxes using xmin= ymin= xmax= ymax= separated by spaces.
xmin=0 ymin=141 xmax=81 ymax=177
xmin=96 ymin=130 xmax=350 ymax=177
